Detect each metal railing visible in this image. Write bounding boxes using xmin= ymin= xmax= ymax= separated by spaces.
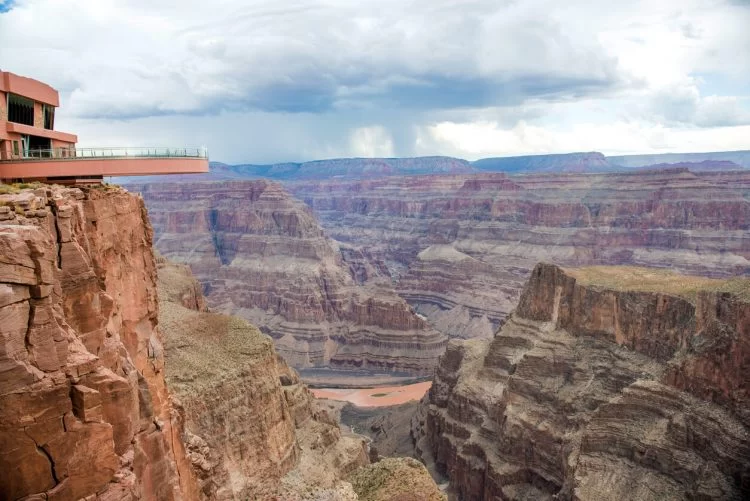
xmin=0 ymin=146 xmax=209 ymax=162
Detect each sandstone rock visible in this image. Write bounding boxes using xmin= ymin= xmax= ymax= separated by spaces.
xmin=287 ymin=170 xmax=750 ymax=340
xmin=132 ymin=180 xmax=446 ymax=375
xmin=414 ymin=263 xmax=750 ymax=501
xmin=0 ymin=186 xmax=198 ymax=501
xmin=158 ymin=258 xmax=369 ymax=499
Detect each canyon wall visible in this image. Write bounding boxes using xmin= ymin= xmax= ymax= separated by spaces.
xmin=0 ymin=186 xmax=197 ymax=501
xmin=157 ymin=258 xmax=371 ymax=499
xmin=289 ymin=169 xmax=750 ymax=338
xmin=413 ymin=263 xmax=750 ymax=500
xmin=131 ymin=180 xmax=446 ymax=375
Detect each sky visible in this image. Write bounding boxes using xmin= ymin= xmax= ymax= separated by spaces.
xmin=1 ymin=0 xmax=749 ymax=164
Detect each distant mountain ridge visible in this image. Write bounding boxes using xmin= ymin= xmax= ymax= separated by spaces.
xmin=472 ymin=151 xmax=620 ymax=173
xmin=116 ymin=149 xmax=750 ymax=184
xmin=208 ymin=156 xmax=473 ymax=180
xmin=609 ymin=150 xmax=750 ymax=169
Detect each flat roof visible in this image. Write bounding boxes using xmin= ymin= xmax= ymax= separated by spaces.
xmin=0 ymin=71 xmax=60 ymax=107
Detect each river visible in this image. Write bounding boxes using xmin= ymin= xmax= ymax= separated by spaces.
xmin=311 ymin=381 xmax=432 ymax=407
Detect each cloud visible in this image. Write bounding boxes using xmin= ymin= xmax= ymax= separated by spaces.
xmin=0 ymin=0 xmax=626 ymax=119
xmin=1 ymin=0 xmax=749 ymax=163
xmin=650 ymin=82 xmax=750 ymax=127
xmin=416 ymin=120 xmax=750 ymax=159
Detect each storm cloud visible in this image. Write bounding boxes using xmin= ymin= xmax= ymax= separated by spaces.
xmin=1 ymin=0 xmax=748 ymax=162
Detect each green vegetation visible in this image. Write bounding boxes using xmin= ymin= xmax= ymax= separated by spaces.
xmin=371 ymin=393 xmax=389 ymax=398
xmin=0 ymin=182 xmax=42 ymax=194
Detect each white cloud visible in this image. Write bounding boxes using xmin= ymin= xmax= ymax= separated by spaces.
xmin=649 ymin=81 xmax=750 ymax=127
xmin=417 ymin=120 xmax=750 ymax=159
xmin=0 ymin=0 xmax=748 ymax=162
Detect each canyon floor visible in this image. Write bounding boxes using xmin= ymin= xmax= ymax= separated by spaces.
xmin=312 ymin=381 xmax=432 ymax=407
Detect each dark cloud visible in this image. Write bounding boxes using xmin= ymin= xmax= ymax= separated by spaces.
xmin=0 ymin=0 xmax=628 ymax=119
xmin=2 ymin=0 xmax=749 ymax=162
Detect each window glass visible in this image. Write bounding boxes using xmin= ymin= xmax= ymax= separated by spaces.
xmin=8 ymin=94 xmax=35 ymax=126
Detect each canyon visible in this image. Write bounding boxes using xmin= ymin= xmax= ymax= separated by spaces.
xmin=157 ymin=256 xmax=372 ymax=499
xmin=131 ymin=180 xmax=447 ymax=376
xmin=289 ymin=169 xmax=750 ymax=339
xmin=0 ymin=184 xmax=445 ymax=501
xmin=412 ymin=263 xmax=750 ymax=500
xmin=128 ymin=168 xmax=750 ymax=366
xmin=2 ymin=170 xmax=748 ymax=500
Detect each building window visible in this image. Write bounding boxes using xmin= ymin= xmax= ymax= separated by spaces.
xmin=43 ymin=104 xmax=55 ymax=130
xmin=13 ymin=141 xmax=19 ymax=157
xmin=8 ymin=94 xmax=35 ymax=126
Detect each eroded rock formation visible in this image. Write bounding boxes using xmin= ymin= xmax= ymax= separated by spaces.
xmin=157 ymin=258 xmax=370 ymax=499
xmin=347 ymin=457 xmax=445 ymax=501
xmin=132 ymin=180 xmax=446 ymax=375
xmin=290 ymin=169 xmax=750 ymax=338
xmin=0 ymin=186 xmax=197 ymax=501
xmin=413 ymin=263 xmax=750 ymax=500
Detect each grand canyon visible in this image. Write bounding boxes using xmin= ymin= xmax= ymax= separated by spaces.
xmin=4 ymin=0 xmax=750 ymax=497
xmin=1 ymin=155 xmax=750 ymax=500
xmin=130 ymin=166 xmax=750 ymax=347
xmin=121 ymin=161 xmax=750 ymax=499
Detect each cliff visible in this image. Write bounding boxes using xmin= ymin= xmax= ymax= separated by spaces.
xmin=0 ymin=185 xmax=197 ymax=501
xmin=130 ymin=180 xmax=446 ymax=375
xmin=413 ymin=263 xmax=750 ymax=500
xmin=289 ymin=169 xmax=750 ymax=339
xmin=157 ymin=258 xmax=370 ymax=499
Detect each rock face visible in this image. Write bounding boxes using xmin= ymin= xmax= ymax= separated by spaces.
xmin=157 ymin=258 xmax=370 ymax=499
xmin=0 ymin=186 xmax=197 ymax=501
xmin=413 ymin=263 xmax=750 ymax=500
xmin=131 ymin=180 xmax=446 ymax=375
xmin=347 ymin=457 xmax=445 ymax=501
xmin=290 ymin=169 xmax=750 ymax=339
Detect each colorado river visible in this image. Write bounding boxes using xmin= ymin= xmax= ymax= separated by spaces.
xmin=311 ymin=381 xmax=432 ymax=407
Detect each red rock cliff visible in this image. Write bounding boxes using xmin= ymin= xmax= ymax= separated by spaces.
xmin=414 ymin=263 xmax=750 ymax=500
xmin=0 ymin=186 xmax=197 ymax=501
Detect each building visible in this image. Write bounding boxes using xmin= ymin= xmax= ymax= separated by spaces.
xmin=0 ymin=71 xmax=208 ymax=183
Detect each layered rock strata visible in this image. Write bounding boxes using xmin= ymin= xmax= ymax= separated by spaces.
xmin=132 ymin=180 xmax=446 ymax=375
xmin=157 ymin=258 xmax=370 ymax=499
xmin=289 ymin=169 xmax=750 ymax=338
xmin=413 ymin=263 xmax=750 ymax=500
xmin=0 ymin=185 xmax=197 ymax=501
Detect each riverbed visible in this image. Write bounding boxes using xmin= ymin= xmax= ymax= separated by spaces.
xmin=311 ymin=381 xmax=432 ymax=407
